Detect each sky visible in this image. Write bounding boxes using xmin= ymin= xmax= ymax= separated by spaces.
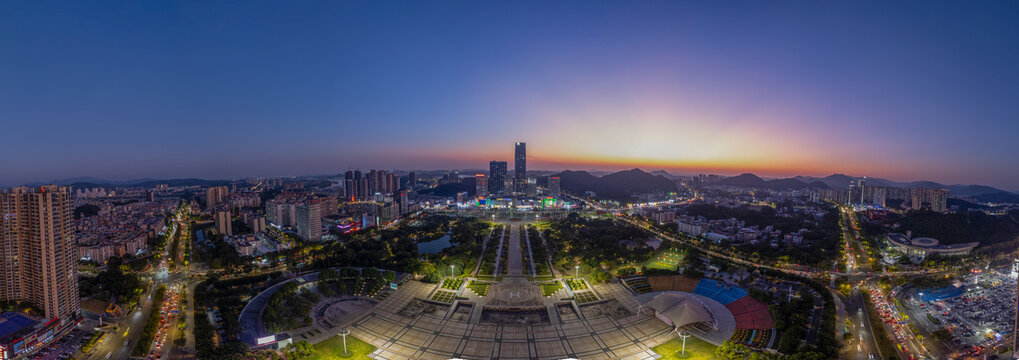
xmin=2 ymin=1 xmax=1018 ymax=190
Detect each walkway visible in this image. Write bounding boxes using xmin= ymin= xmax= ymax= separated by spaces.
xmin=492 ymin=227 xmax=505 ymax=277
xmin=523 ymin=226 xmax=536 ymax=276
xmin=507 ymin=225 xmax=523 ymax=276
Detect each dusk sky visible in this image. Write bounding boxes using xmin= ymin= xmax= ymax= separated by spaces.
xmin=2 ymin=1 xmax=1018 ymax=189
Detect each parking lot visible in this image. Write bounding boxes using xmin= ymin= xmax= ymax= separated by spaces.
xmin=898 ymin=270 xmax=1016 ymax=358
xmin=28 ymin=326 xmax=92 ymax=360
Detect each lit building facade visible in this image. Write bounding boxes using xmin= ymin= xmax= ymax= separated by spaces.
xmin=0 ymin=186 xmax=80 ymax=320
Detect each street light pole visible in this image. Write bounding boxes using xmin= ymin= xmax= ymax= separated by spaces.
xmin=679 ymin=331 xmax=691 ymax=355
xmin=339 ymin=329 xmax=350 ymax=355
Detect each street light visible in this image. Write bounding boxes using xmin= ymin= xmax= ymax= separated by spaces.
xmin=450 ymin=264 xmax=455 ymax=277
xmin=338 ymin=329 xmax=350 ymax=355
xmin=678 ymin=331 xmax=691 ymax=355
xmin=574 ymin=265 xmax=579 ymax=278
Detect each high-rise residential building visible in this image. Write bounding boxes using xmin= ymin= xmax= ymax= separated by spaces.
xmin=489 ymin=161 xmax=507 ymax=194
xmin=344 ymin=170 xmax=369 ymax=200
xmin=857 ymin=177 xmax=867 ymax=204
xmin=911 ymin=188 xmax=948 ymax=213
xmin=215 ymin=210 xmax=233 ymax=236
xmin=397 ymin=190 xmax=410 ymax=214
xmin=548 ymin=176 xmax=561 ymax=198
xmin=344 ymin=170 xmax=358 ymax=200
xmin=407 ymin=172 xmax=416 ymax=190
xmin=0 ymin=186 xmax=80 ymax=320
xmin=475 ymin=174 xmax=488 ymax=197
xmin=206 ymin=186 xmax=229 ymax=209
xmin=247 ymin=216 xmax=266 ymax=233
xmin=320 ymin=195 xmax=338 ymax=217
xmin=514 ymin=142 xmax=526 ymax=193
xmin=296 ymin=200 xmax=322 ymax=241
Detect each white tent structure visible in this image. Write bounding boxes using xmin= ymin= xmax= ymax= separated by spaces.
xmin=644 ymin=292 xmax=717 ymax=332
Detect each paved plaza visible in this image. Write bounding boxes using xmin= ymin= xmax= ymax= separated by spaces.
xmin=347 ymin=281 xmax=676 ymax=359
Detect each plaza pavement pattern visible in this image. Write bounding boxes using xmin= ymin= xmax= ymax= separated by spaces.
xmin=349 ymin=281 xmax=676 ymax=360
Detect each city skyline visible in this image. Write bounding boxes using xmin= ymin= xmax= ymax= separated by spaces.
xmin=3 ymin=1 xmax=1019 ymax=189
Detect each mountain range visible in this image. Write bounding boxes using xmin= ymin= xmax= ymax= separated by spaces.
xmin=25 ymin=177 xmax=230 ymax=189
xmin=715 ymin=173 xmax=829 ymax=190
xmin=551 ymin=168 xmax=677 ymax=199
xmin=789 ymin=174 xmax=1019 ymax=202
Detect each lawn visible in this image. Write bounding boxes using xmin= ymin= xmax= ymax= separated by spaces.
xmin=306 ymin=334 xmax=377 ymax=360
xmin=540 ymin=282 xmax=563 ymax=297
xmin=651 ymin=335 xmax=717 ymax=360
xmin=468 ymin=280 xmax=490 ymax=296
xmin=566 ymin=278 xmax=588 ymax=291
xmin=441 ymin=277 xmax=465 ymax=290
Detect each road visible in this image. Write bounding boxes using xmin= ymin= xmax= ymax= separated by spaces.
xmin=844 ymin=285 xmax=880 ymax=360
xmin=87 ymin=201 xmax=193 ymax=360
xmin=837 ymin=207 xmax=884 ymax=360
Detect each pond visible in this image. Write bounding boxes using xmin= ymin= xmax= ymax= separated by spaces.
xmin=417 ymin=233 xmax=453 ymax=254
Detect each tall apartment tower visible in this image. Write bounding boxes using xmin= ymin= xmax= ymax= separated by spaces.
xmin=296 ymin=200 xmax=322 ymax=241
xmin=0 ymin=186 xmax=80 ymax=320
xmin=548 ymin=176 xmax=561 ymax=198
xmin=475 ymin=174 xmax=488 ymax=197
xmin=857 ymin=177 xmax=867 ymax=205
xmin=910 ymin=188 xmax=948 ymax=213
xmin=344 ymin=170 xmax=357 ymax=200
xmin=205 ymin=186 xmax=229 ymax=209
xmin=489 ymin=161 xmax=507 ymax=195
xmin=514 ymin=142 xmax=526 ymax=193
xmin=215 ymin=210 xmax=233 ymax=236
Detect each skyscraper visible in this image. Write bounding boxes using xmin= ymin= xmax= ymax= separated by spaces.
xmin=514 ymin=142 xmax=526 ymax=193
xmin=407 ymin=172 xmax=416 ymax=190
xmin=475 ymin=174 xmax=488 ymax=197
xmin=0 ymin=186 xmax=80 ymax=320
xmin=489 ymin=161 xmax=507 ymax=194
xmin=344 ymin=170 xmax=357 ymax=200
xmin=858 ymin=177 xmax=867 ymax=205
xmin=548 ymin=176 xmax=561 ymax=198
xmin=296 ymin=200 xmax=322 ymax=241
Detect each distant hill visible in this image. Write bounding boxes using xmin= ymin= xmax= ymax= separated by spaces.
xmin=788 ymin=174 xmax=1019 ymax=204
xmin=26 ymin=177 xmax=227 ymax=188
xmin=718 ymin=173 xmax=827 ymax=190
xmin=554 ymin=168 xmax=676 ymax=201
xmin=718 ymin=173 xmax=767 ymax=187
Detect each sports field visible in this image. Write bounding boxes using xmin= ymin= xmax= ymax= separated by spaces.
xmin=645 ymin=249 xmax=684 ymax=271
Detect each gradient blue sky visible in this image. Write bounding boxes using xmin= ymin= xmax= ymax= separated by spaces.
xmin=2 ymin=1 xmax=1018 ymax=189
